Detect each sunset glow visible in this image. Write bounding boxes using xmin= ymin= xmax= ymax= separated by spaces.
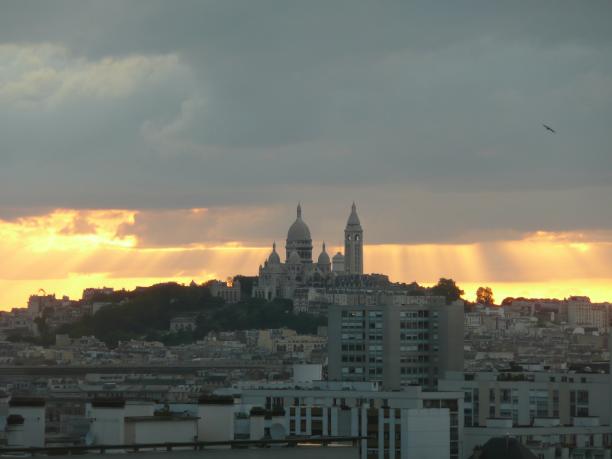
xmin=1 ymin=209 xmax=611 ymax=309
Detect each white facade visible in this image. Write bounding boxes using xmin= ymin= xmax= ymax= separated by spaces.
xmin=215 ymin=382 xmax=463 ymax=459
xmin=402 ymin=409 xmax=450 ymax=459
xmin=8 ymin=399 xmax=46 ymax=448
xmin=124 ymin=400 xmax=155 ymax=417
xmin=439 ymin=369 xmax=611 ymax=428
xmin=567 ymin=296 xmax=610 ymax=331
xmin=440 ymin=364 xmax=612 ymax=459
xmin=6 ymin=417 xmax=26 ymax=447
xmin=253 ymin=203 xmax=363 ymax=301
xmin=124 ymin=417 xmax=198 ymax=444
xmin=196 ymin=397 xmax=235 ymax=445
xmin=293 ymin=363 xmax=323 ymax=384
xmin=86 ymin=400 xmax=126 ymax=445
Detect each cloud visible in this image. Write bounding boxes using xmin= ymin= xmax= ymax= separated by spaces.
xmin=116 ymin=207 xmax=285 ymax=247
xmin=59 ymin=214 xmax=98 ymax=235
xmin=0 ymin=1 xmax=610 ymax=245
xmin=0 ymin=44 xmax=187 ymax=108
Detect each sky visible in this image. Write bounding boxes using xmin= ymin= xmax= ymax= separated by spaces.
xmin=0 ymin=1 xmax=611 ymax=309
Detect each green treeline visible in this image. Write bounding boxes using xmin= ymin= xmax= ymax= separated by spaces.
xmin=53 ymin=282 xmax=324 ymax=346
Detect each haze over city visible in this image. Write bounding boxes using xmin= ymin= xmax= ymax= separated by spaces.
xmin=1 ymin=0 xmax=611 ymax=308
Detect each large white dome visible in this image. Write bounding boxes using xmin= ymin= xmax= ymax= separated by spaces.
xmin=287 ymin=203 xmax=311 ymax=242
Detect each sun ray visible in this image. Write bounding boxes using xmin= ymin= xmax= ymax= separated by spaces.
xmin=1 ymin=209 xmax=611 ymax=309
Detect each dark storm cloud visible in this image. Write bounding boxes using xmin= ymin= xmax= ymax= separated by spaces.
xmin=0 ymin=0 xmax=611 ymax=243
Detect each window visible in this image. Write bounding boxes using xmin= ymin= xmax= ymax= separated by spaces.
xmin=577 ymin=407 xmax=589 ymax=417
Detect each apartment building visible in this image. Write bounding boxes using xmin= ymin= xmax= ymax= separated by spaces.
xmin=219 ymin=381 xmax=464 ymax=459
xmin=328 ymin=294 xmax=464 ymax=390
xmin=439 ymin=369 xmax=612 ymax=458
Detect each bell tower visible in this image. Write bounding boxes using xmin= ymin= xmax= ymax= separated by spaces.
xmin=344 ymin=202 xmax=363 ymax=274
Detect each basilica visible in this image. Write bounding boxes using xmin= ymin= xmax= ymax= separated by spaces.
xmin=253 ymin=203 xmax=364 ymax=300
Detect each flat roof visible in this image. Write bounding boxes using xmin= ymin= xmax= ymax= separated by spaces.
xmin=125 ymin=416 xmax=199 ymax=423
xmin=41 ymin=449 xmax=358 ymax=459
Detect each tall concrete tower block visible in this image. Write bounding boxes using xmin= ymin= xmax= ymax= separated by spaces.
xmin=344 ymin=202 xmax=363 ymax=275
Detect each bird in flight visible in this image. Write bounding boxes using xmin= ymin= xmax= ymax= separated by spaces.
xmin=543 ymin=124 xmax=556 ymax=133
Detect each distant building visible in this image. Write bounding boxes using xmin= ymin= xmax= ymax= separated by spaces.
xmin=209 ymin=278 xmax=242 ymax=304
xmin=566 ymin=296 xmax=610 ymax=331
xmin=82 ymin=287 xmax=114 ymax=303
xmin=218 ymin=381 xmax=464 ymax=459
xmin=169 ymin=316 xmax=197 ymax=333
xmin=27 ymin=292 xmax=59 ymax=317
xmin=272 ymin=334 xmax=326 ymax=359
xmin=253 ymin=203 xmax=363 ymax=301
xmin=328 ymin=294 xmax=464 ymax=390
xmin=344 ymin=202 xmax=363 ymax=275
xmin=439 ymin=361 xmax=612 ymax=459
xmin=256 ymin=328 xmax=297 ymax=352
xmin=440 ymin=370 xmax=611 ymax=428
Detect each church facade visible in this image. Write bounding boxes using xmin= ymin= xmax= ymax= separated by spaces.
xmin=253 ymin=203 xmax=363 ymax=301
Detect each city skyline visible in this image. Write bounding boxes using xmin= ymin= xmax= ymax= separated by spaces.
xmin=2 ymin=3 xmax=612 ymax=458
xmin=1 ymin=203 xmax=611 ymax=309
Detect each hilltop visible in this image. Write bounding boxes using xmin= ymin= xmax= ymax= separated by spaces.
xmin=35 ymin=282 xmax=325 ymax=346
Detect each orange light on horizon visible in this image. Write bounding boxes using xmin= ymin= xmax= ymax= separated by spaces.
xmin=0 ymin=208 xmax=611 ymax=309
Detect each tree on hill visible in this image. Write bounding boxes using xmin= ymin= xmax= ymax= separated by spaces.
xmin=57 ymin=283 xmax=224 ymax=345
xmin=476 ymin=286 xmax=495 ymax=305
xmin=233 ymin=275 xmax=257 ymax=296
xmin=430 ymin=278 xmax=464 ymax=304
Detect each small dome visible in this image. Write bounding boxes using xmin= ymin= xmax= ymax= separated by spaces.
xmin=288 ymin=250 xmax=301 ymax=264
xmin=317 ymin=242 xmax=331 ymax=265
xmin=287 ymin=203 xmax=312 ymax=242
xmin=332 ymin=252 xmax=345 ymax=261
xmin=268 ymin=242 xmax=281 ymax=265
